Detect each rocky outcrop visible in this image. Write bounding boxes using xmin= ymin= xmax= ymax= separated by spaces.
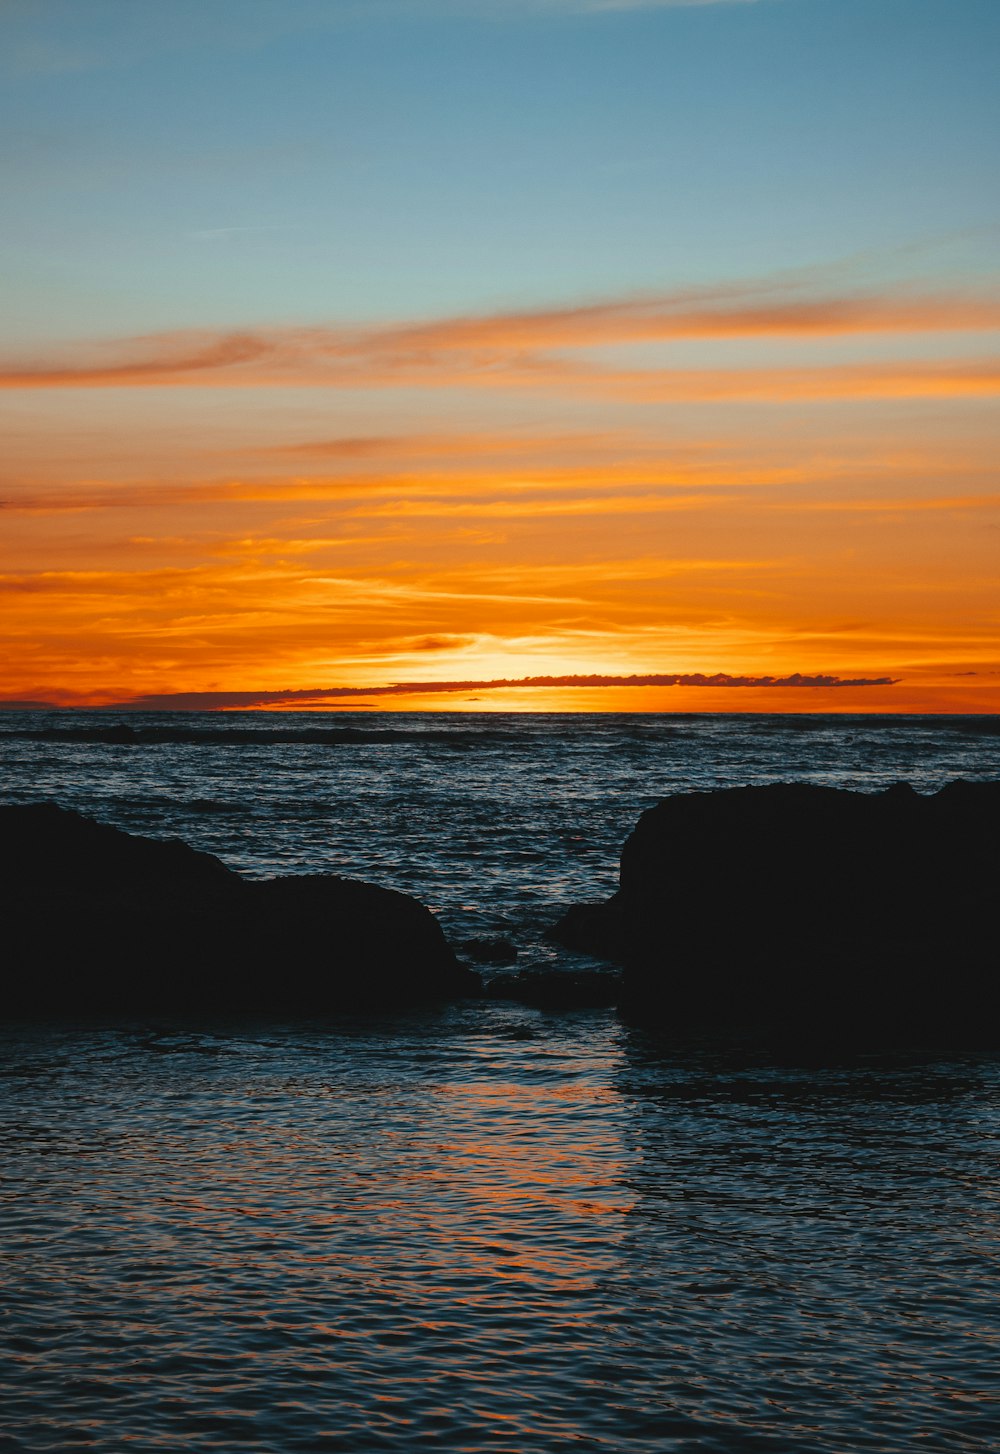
xmin=0 ymin=803 xmax=480 ymax=1016
xmin=459 ymin=936 xmax=520 ymax=966
xmin=551 ymin=781 xmax=1000 ymax=1040
xmin=485 ymin=968 xmax=621 ymax=1010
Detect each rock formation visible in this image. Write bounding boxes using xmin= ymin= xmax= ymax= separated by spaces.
xmin=1 ymin=803 xmax=480 ymax=1016
xmin=485 ymin=968 xmax=621 ymax=1009
xmin=552 ymin=781 xmax=1000 ymax=1040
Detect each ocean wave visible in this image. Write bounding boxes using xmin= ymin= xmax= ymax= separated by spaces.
xmin=0 ymin=723 xmax=528 ymax=748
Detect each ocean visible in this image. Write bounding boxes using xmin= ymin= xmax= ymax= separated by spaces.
xmin=2 ymin=712 xmax=999 ymax=1451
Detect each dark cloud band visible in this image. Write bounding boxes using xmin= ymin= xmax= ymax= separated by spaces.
xmin=78 ymin=672 xmax=899 ymax=711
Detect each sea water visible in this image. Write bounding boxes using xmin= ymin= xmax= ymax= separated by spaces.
xmin=1 ymin=713 xmax=999 ymax=1451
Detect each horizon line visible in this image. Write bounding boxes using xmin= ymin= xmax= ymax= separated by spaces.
xmin=1 ymin=670 xmax=901 ymax=713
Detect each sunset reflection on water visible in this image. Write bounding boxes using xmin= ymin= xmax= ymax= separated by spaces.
xmin=2 ymin=1007 xmax=999 ymax=1452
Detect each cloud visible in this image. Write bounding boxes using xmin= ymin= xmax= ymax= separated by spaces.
xmin=0 ymin=0 xmax=770 ymax=82
xmin=393 ymin=0 xmax=771 ymax=12
xmin=262 ymin=430 xmax=620 ymax=460
xmin=188 ymin=226 xmax=294 ymax=242
xmin=4 ymin=436 xmax=975 ymax=516
xmin=66 ymin=671 xmax=897 ymax=711
xmin=2 ymin=280 xmax=997 ymax=402
xmin=0 ymin=331 xmax=275 ymax=388
xmin=580 ymin=1 xmax=765 ymax=10
xmin=389 ymin=1 xmax=770 ymax=12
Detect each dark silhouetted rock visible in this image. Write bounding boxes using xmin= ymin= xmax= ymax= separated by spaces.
xmin=459 ymin=936 xmax=519 ymax=965
xmin=549 ymin=901 xmax=627 ymax=963
xmin=0 ymin=803 xmax=480 ymax=1016
xmin=551 ymin=781 xmax=1000 ymax=1041
xmin=486 ymin=968 xmax=621 ymax=1010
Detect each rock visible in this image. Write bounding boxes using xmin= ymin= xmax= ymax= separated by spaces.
xmin=551 ymin=781 xmax=1000 ymax=1040
xmin=0 ymin=803 xmax=480 ymax=1016
xmin=547 ymin=901 xmax=626 ymax=962
xmin=486 ymin=968 xmax=621 ymax=1010
xmin=459 ymin=936 xmax=519 ymax=965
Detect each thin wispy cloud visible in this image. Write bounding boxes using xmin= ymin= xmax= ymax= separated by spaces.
xmin=2 ymin=280 xmax=998 ymax=402
xmin=431 ymin=0 xmax=768 ymax=11
xmin=403 ymin=1 xmax=769 ymax=13
xmin=0 ymin=0 xmax=770 ymax=78
xmin=581 ymin=1 xmax=764 ymax=10
xmin=187 ymin=226 xmax=294 ymax=242
xmin=77 ymin=671 xmax=898 ymax=712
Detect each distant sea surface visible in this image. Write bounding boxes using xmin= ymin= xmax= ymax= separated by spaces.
xmin=2 ymin=712 xmax=1000 ymax=1452
xmin=4 ymin=709 xmax=1000 ymax=951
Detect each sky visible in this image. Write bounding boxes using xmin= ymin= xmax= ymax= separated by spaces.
xmin=2 ymin=0 xmax=999 ymax=712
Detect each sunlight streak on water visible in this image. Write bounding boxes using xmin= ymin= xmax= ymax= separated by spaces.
xmin=1 ymin=1012 xmax=999 ymax=1451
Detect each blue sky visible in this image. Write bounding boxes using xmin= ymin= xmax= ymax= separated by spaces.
xmin=2 ymin=0 xmax=998 ymax=341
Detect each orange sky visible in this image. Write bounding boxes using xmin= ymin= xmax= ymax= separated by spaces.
xmin=3 ymin=275 xmax=999 ymax=712
xmin=3 ymin=283 xmax=1000 ymax=712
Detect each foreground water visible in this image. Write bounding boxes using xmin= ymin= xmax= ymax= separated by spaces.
xmin=2 ymin=713 xmax=1000 ymax=1451
xmin=3 ymin=1014 xmax=999 ymax=1453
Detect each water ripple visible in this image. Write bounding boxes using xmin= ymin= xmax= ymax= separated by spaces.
xmin=1 ymin=1014 xmax=999 ymax=1452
